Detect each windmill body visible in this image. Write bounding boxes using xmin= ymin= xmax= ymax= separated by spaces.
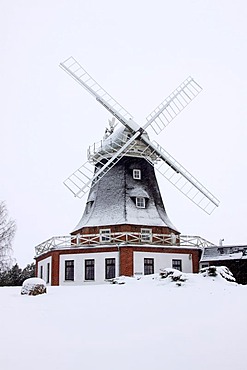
xmin=34 ymin=58 xmax=220 ymax=286
xmin=73 ymin=155 xmax=178 ymax=234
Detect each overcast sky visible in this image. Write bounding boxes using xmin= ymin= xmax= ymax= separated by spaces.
xmin=1 ymin=0 xmax=247 ymax=267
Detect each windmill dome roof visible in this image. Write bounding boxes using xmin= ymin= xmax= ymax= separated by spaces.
xmin=87 ymin=124 xmax=151 ymax=164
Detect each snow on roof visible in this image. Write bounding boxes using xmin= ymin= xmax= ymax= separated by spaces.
xmin=201 ymin=245 xmax=247 ymax=262
xmin=88 ymin=126 xmax=127 ymax=160
xmin=88 ymin=125 xmax=151 ymax=162
xmin=129 ymin=187 xmax=150 ymax=199
xmin=87 ymin=190 xmax=96 ymax=202
xmin=73 ymin=156 xmax=178 ymax=232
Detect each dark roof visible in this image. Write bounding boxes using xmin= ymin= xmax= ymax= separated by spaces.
xmin=73 ymin=156 xmax=178 ymax=232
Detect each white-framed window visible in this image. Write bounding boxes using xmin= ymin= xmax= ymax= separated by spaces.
xmin=85 ymin=259 xmax=95 ymax=281
xmin=141 ymin=228 xmax=152 ymax=242
xmin=172 ymin=259 xmax=182 ymax=271
xmin=136 ymin=197 xmax=145 ymax=208
xmin=47 ymin=262 xmax=50 ymax=284
xmin=133 ymin=169 xmax=141 ymax=180
xmin=40 ymin=265 xmax=43 ymax=279
xmin=65 ymin=260 xmax=74 ymax=281
xmin=105 ymin=258 xmax=116 ymax=279
xmin=144 ymin=258 xmax=154 ymax=275
xmin=100 ymin=229 xmax=111 ymax=242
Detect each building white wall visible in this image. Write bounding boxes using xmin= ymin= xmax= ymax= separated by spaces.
xmin=37 ymin=256 xmax=52 ymax=285
xmin=134 ymin=251 xmax=193 ymax=275
xmin=59 ymin=251 xmax=119 ymax=286
xmin=38 ymin=250 xmax=194 ymax=286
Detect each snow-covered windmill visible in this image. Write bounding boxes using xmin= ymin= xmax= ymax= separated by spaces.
xmin=33 ymin=57 xmax=219 ymax=286
xmin=60 ymin=56 xmax=219 ymax=222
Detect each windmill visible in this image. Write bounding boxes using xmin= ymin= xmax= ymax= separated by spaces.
xmin=33 ymin=58 xmax=221 ymax=285
xmin=60 ymin=57 xmax=219 ymax=223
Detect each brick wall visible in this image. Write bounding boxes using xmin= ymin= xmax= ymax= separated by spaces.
xmin=71 ymin=224 xmax=179 ymax=237
xmin=120 ymin=247 xmax=134 ymax=276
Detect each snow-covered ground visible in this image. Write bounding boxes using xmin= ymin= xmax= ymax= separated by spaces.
xmin=1 ymin=271 xmax=246 ymax=370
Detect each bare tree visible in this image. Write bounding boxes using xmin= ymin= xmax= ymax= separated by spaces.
xmin=0 ymin=201 xmax=16 ymax=272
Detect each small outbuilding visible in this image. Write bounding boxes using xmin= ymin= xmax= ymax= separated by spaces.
xmin=200 ymin=245 xmax=247 ymax=284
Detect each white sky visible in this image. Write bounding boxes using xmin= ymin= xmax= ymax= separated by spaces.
xmin=1 ymin=0 xmax=247 ymax=267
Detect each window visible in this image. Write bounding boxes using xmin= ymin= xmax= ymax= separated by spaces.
xmin=100 ymin=229 xmax=111 ymax=242
xmin=136 ymin=197 xmax=145 ymax=208
xmin=40 ymin=265 xmax=43 ymax=279
xmin=85 ymin=201 xmax=93 ymax=214
xmin=85 ymin=259 xmax=95 ymax=280
xmin=141 ymin=228 xmax=152 ymax=242
xmin=144 ymin=258 xmax=154 ymax=275
xmin=133 ymin=169 xmax=141 ymax=180
xmin=172 ymin=259 xmax=182 ymax=271
xmin=47 ymin=262 xmax=50 ymax=284
xmin=65 ymin=260 xmax=74 ymax=281
xmin=105 ymin=258 xmax=116 ymax=279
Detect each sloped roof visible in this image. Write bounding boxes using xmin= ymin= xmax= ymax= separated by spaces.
xmin=129 ymin=187 xmax=150 ymax=199
xmin=73 ymin=156 xmax=178 ymax=232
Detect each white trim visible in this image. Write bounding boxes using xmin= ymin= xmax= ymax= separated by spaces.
xmin=100 ymin=228 xmax=111 ymax=242
xmin=136 ymin=197 xmax=145 ymax=208
xmin=35 ymin=234 xmax=212 ymax=257
xmin=40 ymin=265 xmax=43 ymax=279
xmin=133 ymin=169 xmax=141 ymax=180
xmin=172 ymin=258 xmax=182 ymax=271
xmin=141 ymin=228 xmax=152 ymax=242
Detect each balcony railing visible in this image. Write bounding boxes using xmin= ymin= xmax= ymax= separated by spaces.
xmin=35 ymin=232 xmax=214 ymax=257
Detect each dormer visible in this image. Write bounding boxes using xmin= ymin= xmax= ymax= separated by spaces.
xmin=129 ymin=188 xmax=149 ymax=209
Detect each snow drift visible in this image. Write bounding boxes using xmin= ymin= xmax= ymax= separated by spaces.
xmin=0 ymin=269 xmax=245 ymax=370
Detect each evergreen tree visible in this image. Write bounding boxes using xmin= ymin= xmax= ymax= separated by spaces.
xmin=8 ymin=264 xmax=22 ymax=286
xmin=0 ymin=262 xmax=35 ymax=286
xmin=21 ymin=263 xmax=35 ymax=283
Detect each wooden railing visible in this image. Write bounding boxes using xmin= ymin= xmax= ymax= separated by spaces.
xmin=35 ymin=232 xmax=214 ymax=257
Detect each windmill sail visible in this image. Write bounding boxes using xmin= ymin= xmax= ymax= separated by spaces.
xmin=64 ymin=130 xmax=139 ymax=198
xmin=137 ymin=138 xmax=219 ymax=214
xmin=60 ymin=56 xmax=219 ymax=214
xmin=145 ymin=77 xmax=202 ymax=134
xmin=60 ymin=57 xmax=139 ymax=132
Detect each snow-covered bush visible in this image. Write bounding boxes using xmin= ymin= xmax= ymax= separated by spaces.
xmin=200 ymin=266 xmax=236 ymax=282
xmin=108 ymin=276 xmax=138 ymax=285
xmin=159 ymin=268 xmax=188 ymax=286
xmin=108 ymin=266 xmax=236 ymax=288
xmin=21 ymin=278 xmax=47 ymax=296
